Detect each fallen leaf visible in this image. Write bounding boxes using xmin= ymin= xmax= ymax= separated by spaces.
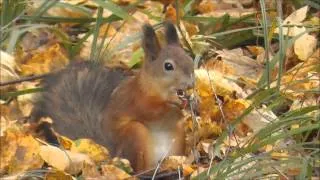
xmin=274 ymin=6 xmax=309 ymax=37
xmin=45 ymin=170 xmax=74 ymax=180
xmin=19 ymin=43 xmax=69 ymax=76
xmin=58 ymin=136 xmax=74 ymax=150
xmin=71 ymin=138 xmax=110 ymax=163
xmin=0 ymin=51 xmax=19 ymax=88
xmin=0 ymin=126 xmax=43 ymax=175
xmin=161 ymin=156 xmax=187 ymax=171
xmin=112 ymin=157 xmax=133 ymax=174
xmin=39 ymin=145 xmax=94 ymax=175
xmin=294 ymin=34 xmax=317 ymax=61
xmin=271 ymin=151 xmax=289 ymax=160
xmin=190 ymin=166 xmax=208 ymax=179
xmin=283 ymin=6 xmax=309 ymax=25
xmin=243 ymin=106 xmax=276 ymax=132
xmin=101 ymin=164 xmax=131 ymax=179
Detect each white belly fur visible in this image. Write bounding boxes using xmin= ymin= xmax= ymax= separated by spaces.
xmin=151 ymin=129 xmax=175 ymax=164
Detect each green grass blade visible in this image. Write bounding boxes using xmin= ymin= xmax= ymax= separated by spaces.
xmin=29 ymin=0 xmax=58 ymax=22
xmin=0 ymin=88 xmax=43 ymax=100
xmin=90 ymin=7 xmax=104 ymax=62
xmin=276 ymin=0 xmax=284 ymax=91
xmin=259 ymin=0 xmax=271 ymax=89
xmin=92 ymin=0 xmax=130 ymax=20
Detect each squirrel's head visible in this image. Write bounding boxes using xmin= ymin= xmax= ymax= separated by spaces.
xmin=140 ymin=22 xmax=194 ymax=108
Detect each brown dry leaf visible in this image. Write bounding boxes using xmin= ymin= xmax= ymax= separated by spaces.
xmin=198 ymin=120 xmax=222 ymax=139
xmin=214 ymin=48 xmax=264 ymax=81
xmin=273 ymin=6 xmax=316 ymax=61
xmin=101 ymin=164 xmax=131 ymax=179
xmin=165 ymin=4 xmax=177 ymax=23
xmin=271 ymin=151 xmax=289 ymax=160
xmin=79 ymin=10 xmax=151 ymax=65
xmin=182 ymin=164 xmax=195 ymax=176
xmin=195 ymin=69 xmax=246 ymax=98
xmin=45 ymin=170 xmax=74 ymax=180
xmin=81 ymin=161 xmax=102 ymax=178
xmin=115 ymin=0 xmax=139 ymax=6
xmin=71 ymin=138 xmax=110 ymax=163
xmin=195 ymin=0 xmax=217 ymax=14
xmin=20 ymin=30 xmax=53 ymax=52
xmin=30 ymin=0 xmax=90 ymax=18
xmin=222 ymin=99 xmax=251 ymax=136
xmin=39 ymin=145 xmax=70 ymax=172
xmin=183 ymin=22 xmax=199 ymax=37
xmin=15 ymin=82 xmax=38 ymax=117
xmin=112 ymin=157 xmax=133 ymax=174
xmin=190 ymin=166 xmax=208 ymax=179
xmin=290 ymin=97 xmax=318 ymax=118
xmin=58 ymin=136 xmax=74 ymax=150
xmin=99 ymin=24 xmax=117 ymax=37
xmin=39 ymin=145 xmax=94 ymax=175
xmin=0 ymin=116 xmax=16 ymax=137
xmin=19 ymin=43 xmax=69 ymax=76
xmin=0 ymin=126 xmax=43 ymax=175
xmin=277 ymin=49 xmax=319 ymax=99
xmin=246 ymin=46 xmax=265 ymax=57
xmin=243 ymin=106 xmax=276 ymax=132
xmin=161 ymin=156 xmax=187 ymax=171
xmin=286 ymin=168 xmax=302 ymax=176
xmin=0 ymin=101 xmax=24 ymax=127
xmin=200 ymin=140 xmax=213 ymax=154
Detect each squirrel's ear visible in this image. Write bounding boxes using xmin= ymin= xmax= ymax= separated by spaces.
xmin=165 ymin=22 xmax=179 ymax=45
xmin=142 ymin=24 xmax=160 ymax=61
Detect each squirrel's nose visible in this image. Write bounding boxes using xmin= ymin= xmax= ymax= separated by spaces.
xmin=184 ymin=76 xmax=194 ymax=90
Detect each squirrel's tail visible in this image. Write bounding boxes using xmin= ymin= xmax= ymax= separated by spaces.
xmin=31 ymin=62 xmax=126 ymax=146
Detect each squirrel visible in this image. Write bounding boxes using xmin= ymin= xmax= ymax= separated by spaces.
xmin=31 ymin=22 xmax=194 ymax=172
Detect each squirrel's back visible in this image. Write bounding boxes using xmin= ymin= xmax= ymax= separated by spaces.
xmin=32 ymin=62 xmax=127 ymax=146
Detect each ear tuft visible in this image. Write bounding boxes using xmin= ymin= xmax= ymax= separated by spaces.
xmin=164 ymin=21 xmax=179 ymax=45
xmin=142 ymin=24 xmax=160 ymax=61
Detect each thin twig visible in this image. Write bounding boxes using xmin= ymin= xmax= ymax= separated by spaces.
xmin=0 ymin=74 xmax=49 ymax=86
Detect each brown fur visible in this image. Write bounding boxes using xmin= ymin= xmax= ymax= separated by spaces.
xmin=32 ymin=22 xmax=194 ymax=172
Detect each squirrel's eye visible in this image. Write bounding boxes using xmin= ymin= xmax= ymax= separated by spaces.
xmin=164 ymin=62 xmax=174 ymax=71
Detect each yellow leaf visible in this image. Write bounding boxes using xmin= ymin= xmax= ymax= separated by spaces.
xmin=101 ymin=164 xmax=131 ymax=179
xmin=112 ymin=157 xmax=133 ymax=174
xmin=58 ymin=136 xmax=74 ymax=150
xmin=271 ymin=152 xmax=289 ymax=160
xmin=45 ymin=170 xmax=74 ymax=180
xmin=291 ymin=124 xmax=299 ymax=129
xmin=71 ymin=138 xmax=110 ymax=163
xmin=182 ymin=164 xmax=194 ymax=176
xmin=246 ymin=46 xmax=265 ymax=56
xmin=19 ymin=43 xmax=69 ymax=75
xmin=162 ymin=156 xmax=187 ymax=171
xmin=294 ymin=34 xmax=317 ymax=61
xmin=0 ymin=127 xmax=43 ymax=175
xmin=39 ymin=145 xmax=94 ymax=174
xmin=39 ymin=145 xmax=70 ymax=172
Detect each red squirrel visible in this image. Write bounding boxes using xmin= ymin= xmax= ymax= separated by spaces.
xmin=31 ymin=22 xmax=194 ymax=172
